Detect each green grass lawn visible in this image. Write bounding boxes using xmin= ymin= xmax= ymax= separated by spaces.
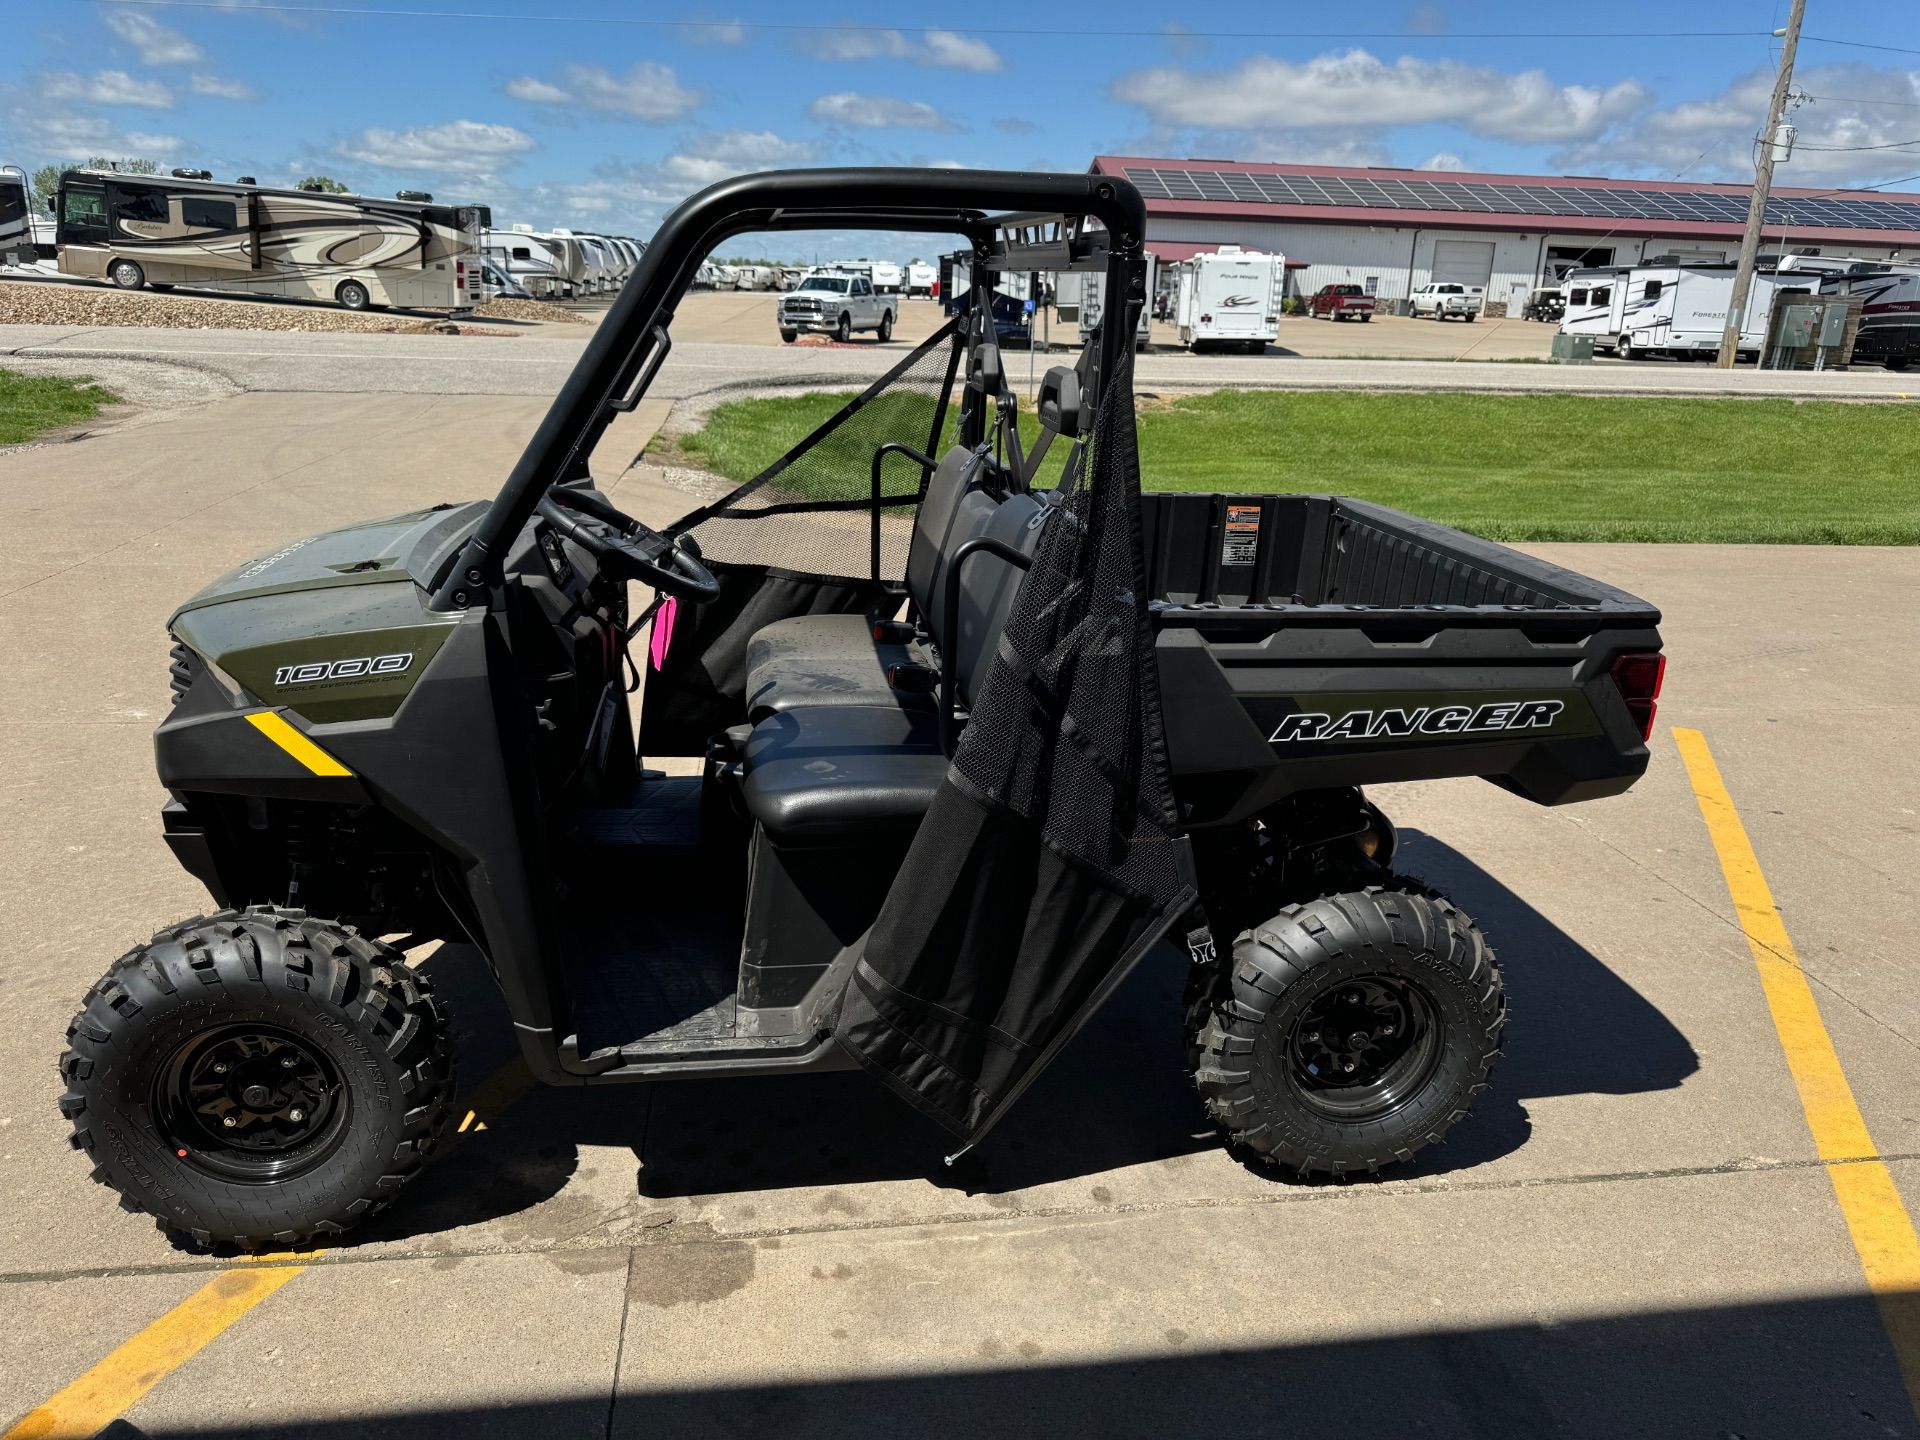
xmin=671 ymin=388 xmax=1920 ymax=544
xmin=0 ymin=368 xmax=117 ymax=446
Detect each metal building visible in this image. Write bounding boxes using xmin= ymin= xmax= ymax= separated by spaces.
xmin=1092 ymin=155 xmax=1920 ymax=316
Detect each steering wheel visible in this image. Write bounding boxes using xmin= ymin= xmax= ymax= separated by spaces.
xmin=536 ymin=486 xmax=721 ymax=603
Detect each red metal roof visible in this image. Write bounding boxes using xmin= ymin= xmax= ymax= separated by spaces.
xmin=1092 ymin=155 xmax=1920 ymax=249
xmin=1146 ymin=241 xmax=1313 ymax=265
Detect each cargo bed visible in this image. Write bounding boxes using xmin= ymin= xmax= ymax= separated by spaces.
xmin=1142 ymin=494 xmax=1665 ymax=824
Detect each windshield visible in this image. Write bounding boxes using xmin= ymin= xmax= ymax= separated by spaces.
xmin=799 ymin=277 xmax=850 ymax=294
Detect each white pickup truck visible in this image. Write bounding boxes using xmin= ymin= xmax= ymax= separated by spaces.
xmin=777 ymin=270 xmax=897 ymax=342
xmin=1410 ymin=282 xmax=1484 ymax=322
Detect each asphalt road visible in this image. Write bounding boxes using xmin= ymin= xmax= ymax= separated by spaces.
xmin=2 ymin=386 xmax=1918 ymax=1437
xmin=6 ymin=317 xmax=1919 ymax=402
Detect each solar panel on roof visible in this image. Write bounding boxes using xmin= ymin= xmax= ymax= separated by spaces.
xmin=1109 ymin=163 xmax=1920 ymax=230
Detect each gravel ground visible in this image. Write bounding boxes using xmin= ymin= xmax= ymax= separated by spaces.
xmin=0 ymin=279 xmax=460 ymax=334
xmin=473 ymin=296 xmax=588 ymax=325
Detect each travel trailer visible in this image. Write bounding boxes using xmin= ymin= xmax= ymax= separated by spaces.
xmin=868 ymin=259 xmax=903 ymax=294
xmin=533 ymin=230 xmax=590 ymax=298
xmin=1818 ymin=262 xmax=1920 ymax=371
xmin=1557 ymin=260 xmax=1808 ymax=360
xmin=486 ymin=227 xmax=566 ymax=299
xmin=1078 ymin=251 xmax=1157 ymax=348
xmin=1172 ymin=246 xmax=1287 ymax=351
xmin=904 ymin=260 xmax=937 ymax=297
xmin=53 ymin=168 xmax=485 ymax=310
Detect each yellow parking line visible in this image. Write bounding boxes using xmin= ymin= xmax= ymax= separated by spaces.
xmin=3 ymin=1263 xmax=304 ymax=1440
xmin=4 ymin=1055 xmax=535 ymax=1439
xmin=1675 ymin=727 xmax=1920 ymax=1420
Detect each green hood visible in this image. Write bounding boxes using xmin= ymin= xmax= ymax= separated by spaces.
xmin=168 ymin=502 xmax=486 ymax=724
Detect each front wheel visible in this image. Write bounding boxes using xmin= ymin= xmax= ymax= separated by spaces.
xmin=780 ymin=328 xmax=797 ymax=343
xmin=336 ymin=280 xmax=371 ymax=311
xmin=836 ymin=313 xmax=852 ymax=343
xmin=1189 ymin=882 xmax=1503 ymax=1177
xmin=109 ymin=258 xmax=146 ymax=290
xmin=58 ymin=907 xmax=455 ymax=1249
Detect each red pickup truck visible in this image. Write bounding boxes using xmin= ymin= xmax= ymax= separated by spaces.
xmin=1308 ymin=283 xmax=1376 ymax=321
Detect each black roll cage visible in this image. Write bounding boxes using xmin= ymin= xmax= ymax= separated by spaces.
xmin=429 ymin=167 xmax=1148 ymax=611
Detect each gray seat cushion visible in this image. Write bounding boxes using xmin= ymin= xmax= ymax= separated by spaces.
xmin=744 ymin=613 xmax=934 ymax=720
xmin=740 ymin=704 xmax=945 ymax=838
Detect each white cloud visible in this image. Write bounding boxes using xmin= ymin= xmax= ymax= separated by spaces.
xmin=1113 ymin=49 xmax=1646 ymax=144
xmin=43 ymin=70 xmax=175 ymax=109
xmin=102 ymin=11 xmax=203 ymax=64
xmin=809 ymin=92 xmax=960 ymax=132
xmin=336 ymin=119 xmax=536 ymax=178
xmin=189 ymin=73 xmax=255 ymax=101
xmin=800 ymin=27 xmax=1001 ymax=72
xmin=1421 ymin=151 xmax=1467 ymax=170
xmin=8 ymin=105 xmax=181 ymax=162
xmin=686 ymin=19 xmax=746 ymax=44
xmin=1554 ymin=64 xmax=1920 ymax=188
xmin=657 ymin=129 xmax=819 ymax=187
xmin=503 ymin=61 xmax=699 ymax=121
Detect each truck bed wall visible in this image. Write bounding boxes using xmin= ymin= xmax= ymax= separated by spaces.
xmin=1142 ymin=493 xmax=1621 ymax=611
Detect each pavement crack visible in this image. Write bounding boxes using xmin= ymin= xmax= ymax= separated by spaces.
xmin=604 ymin=1248 xmax=634 ymax=1440
xmin=8 ymin=1150 xmax=1918 ymax=1288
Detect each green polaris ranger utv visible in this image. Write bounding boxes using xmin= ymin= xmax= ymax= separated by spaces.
xmin=58 ymin=169 xmax=1666 ymax=1249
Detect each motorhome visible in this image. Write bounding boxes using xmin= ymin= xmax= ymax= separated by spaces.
xmin=1818 ymin=262 xmax=1920 ymax=371
xmin=53 ymin=168 xmax=485 ymax=310
xmin=1557 ymin=260 xmax=1808 ymax=360
xmin=1078 ymin=251 xmax=1157 ymax=349
xmin=1172 ymin=246 xmax=1286 ymax=352
xmin=0 ymin=166 xmax=42 ymax=268
xmin=486 ymin=226 xmax=565 ymax=299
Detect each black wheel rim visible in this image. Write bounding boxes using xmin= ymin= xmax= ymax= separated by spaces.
xmin=1286 ymin=975 xmax=1442 ymax=1122
xmin=152 ymin=1024 xmax=350 ymax=1183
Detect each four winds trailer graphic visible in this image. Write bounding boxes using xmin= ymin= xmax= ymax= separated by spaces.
xmin=54 ymin=168 xmax=486 ymax=311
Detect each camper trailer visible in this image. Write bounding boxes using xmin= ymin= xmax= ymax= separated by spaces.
xmin=486 ymin=226 xmax=565 ymax=299
xmin=1 ymin=166 xmax=34 ymax=267
xmin=1172 ymin=246 xmax=1286 ymax=352
xmin=53 ymin=169 xmax=485 ymax=311
xmin=1818 ymin=263 xmax=1920 ymax=371
xmin=533 ymin=230 xmax=590 ymax=298
xmin=868 ymin=259 xmax=903 ymax=294
xmin=1558 ymin=260 xmax=1808 ymax=360
xmin=1078 ymin=252 xmax=1157 ymax=349
xmin=904 ymin=260 xmax=937 ymax=297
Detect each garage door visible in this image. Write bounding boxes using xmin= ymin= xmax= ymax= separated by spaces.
xmin=1432 ymin=239 xmax=1495 ymax=288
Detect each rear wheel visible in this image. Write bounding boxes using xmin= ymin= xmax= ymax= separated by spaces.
xmin=877 ymin=310 xmax=893 ymax=342
xmin=336 ymin=280 xmax=372 ymax=311
xmin=1188 ymin=881 xmax=1503 ymax=1177
xmin=58 ymin=907 xmax=455 ymax=1250
xmin=109 ymin=258 xmax=146 ymax=290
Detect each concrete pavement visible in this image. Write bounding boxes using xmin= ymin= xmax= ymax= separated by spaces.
xmin=7 ymin=316 xmax=1920 ymax=402
xmin=3 ymin=390 xmax=1918 ymax=1437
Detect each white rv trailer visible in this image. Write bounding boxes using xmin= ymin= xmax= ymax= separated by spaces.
xmin=1077 ymin=251 xmax=1157 ymax=349
xmin=904 ymin=260 xmax=937 ymax=297
xmin=1817 ymin=262 xmax=1920 ymax=371
xmin=1172 ymin=246 xmax=1286 ymax=352
xmin=53 ymin=168 xmax=485 ymax=311
xmin=1556 ymin=260 xmax=1809 ymax=359
xmin=533 ymin=230 xmax=590 ymax=297
xmin=486 ymin=227 xmax=565 ymax=299
xmin=867 ymin=259 xmax=903 ymax=294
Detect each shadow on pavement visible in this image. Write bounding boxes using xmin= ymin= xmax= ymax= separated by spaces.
xmin=352 ymin=827 xmax=1698 ymax=1243
xmin=128 ymin=1291 xmax=1915 ymax=1439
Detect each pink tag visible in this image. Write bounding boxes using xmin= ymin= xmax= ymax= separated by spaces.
xmin=649 ymin=595 xmax=678 ymax=670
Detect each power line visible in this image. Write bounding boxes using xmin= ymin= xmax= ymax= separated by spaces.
xmin=1796 ymin=139 xmax=1920 ymax=153
xmin=1800 ymin=35 xmax=1920 ymax=58
xmin=75 ymin=0 xmax=1777 ymax=42
xmin=1803 ymin=94 xmax=1920 ymax=111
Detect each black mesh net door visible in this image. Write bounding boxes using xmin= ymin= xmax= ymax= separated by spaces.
xmin=833 ymin=339 xmax=1199 ymax=1143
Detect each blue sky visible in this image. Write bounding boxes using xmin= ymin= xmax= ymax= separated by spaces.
xmin=7 ymin=0 xmax=1918 ymax=256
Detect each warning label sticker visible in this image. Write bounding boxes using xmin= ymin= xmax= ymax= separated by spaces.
xmin=1222 ymin=503 xmax=1262 ymax=567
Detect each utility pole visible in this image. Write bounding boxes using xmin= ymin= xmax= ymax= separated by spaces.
xmin=1718 ymin=0 xmax=1807 ymax=367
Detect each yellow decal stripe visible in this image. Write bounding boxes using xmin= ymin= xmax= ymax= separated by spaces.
xmin=245 ymin=710 xmax=352 ymax=778
xmin=1675 ymin=726 xmax=1920 ymax=1423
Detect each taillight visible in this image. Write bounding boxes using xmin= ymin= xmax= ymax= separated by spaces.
xmin=1200 ymin=313 xmax=1212 ymax=323
xmin=1610 ymin=651 xmax=1667 ymax=740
